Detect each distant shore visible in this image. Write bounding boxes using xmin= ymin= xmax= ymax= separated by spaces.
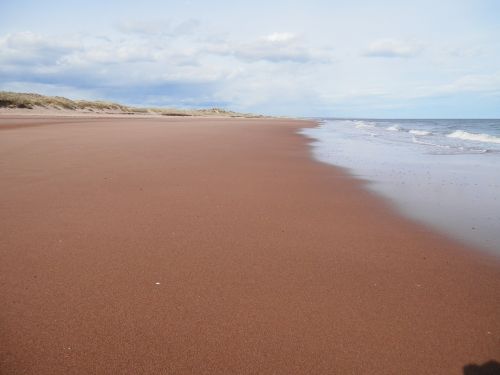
xmin=0 ymin=115 xmax=498 ymax=374
xmin=0 ymin=91 xmax=266 ymax=118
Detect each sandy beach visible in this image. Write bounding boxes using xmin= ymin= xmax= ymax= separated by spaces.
xmin=0 ymin=116 xmax=499 ymax=374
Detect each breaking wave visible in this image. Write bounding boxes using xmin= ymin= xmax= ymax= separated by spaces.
xmin=447 ymin=130 xmax=500 ymax=144
xmin=354 ymin=121 xmax=376 ymax=129
xmin=409 ymin=129 xmax=431 ymax=136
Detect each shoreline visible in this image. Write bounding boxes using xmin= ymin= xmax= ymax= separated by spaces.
xmin=301 ymin=118 xmax=500 ymax=255
xmin=0 ymin=115 xmax=498 ymax=374
xmin=299 ymin=120 xmax=500 ymax=262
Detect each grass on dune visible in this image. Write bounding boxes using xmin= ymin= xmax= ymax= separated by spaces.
xmin=0 ymin=91 xmax=262 ymax=118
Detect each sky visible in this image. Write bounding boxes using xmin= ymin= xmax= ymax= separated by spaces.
xmin=1 ymin=0 xmax=499 ymax=117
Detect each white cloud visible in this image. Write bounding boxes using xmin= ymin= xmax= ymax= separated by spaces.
xmin=264 ymin=32 xmax=297 ymax=43
xmin=348 ymin=72 xmax=500 ymax=102
xmin=1 ymin=25 xmax=497 ymax=116
xmin=62 ymin=43 xmax=157 ymax=65
xmin=206 ymin=32 xmax=333 ymax=63
xmin=0 ymin=31 xmax=80 ymax=65
xmin=0 ymin=29 xmax=331 ymax=114
xmin=432 ymin=73 xmax=500 ymax=95
xmin=364 ymin=39 xmax=422 ymax=58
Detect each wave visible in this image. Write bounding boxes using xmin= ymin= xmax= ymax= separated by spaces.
xmin=447 ymin=130 xmax=500 ymax=144
xmin=412 ymin=136 xmax=489 ymax=154
xmin=386 ymin=125 xmax=401 ymax=131
xmin=351 ymin=120 xmax=376 ymax=129
xmin=411 ymin=136 xmax=450 ymax=148
xmin=409 ymin=129 xmax=431 ymax=136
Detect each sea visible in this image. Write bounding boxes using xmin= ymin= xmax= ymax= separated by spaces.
xmin=300 ymin=119 xmax=500 ymax=255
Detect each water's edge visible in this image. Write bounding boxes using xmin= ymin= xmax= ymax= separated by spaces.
xmin=299 ymin=119 xmax=500 ymax=256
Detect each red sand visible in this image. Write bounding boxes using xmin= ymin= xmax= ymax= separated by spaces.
xmin=0 ymin=116 xmax=499 ymax=374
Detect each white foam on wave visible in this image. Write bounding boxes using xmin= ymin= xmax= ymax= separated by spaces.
xmin=412 ymin=136 xmax=450 ymax=148
xmin=409 ymin=129 xmax=431 ymax=136
xmin=353 ymin=121 xmax=376 ymax=129
xmin=412 ymin=136 xmax=488 ymax=154
xmin=447 ymin=130 xmax=500 ymax=144
xmin=386 ymin=125 xmax=401 ymax=131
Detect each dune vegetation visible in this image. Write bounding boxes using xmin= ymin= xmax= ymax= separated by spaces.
xmin=0 ymin=91 xmax=262 ymax=118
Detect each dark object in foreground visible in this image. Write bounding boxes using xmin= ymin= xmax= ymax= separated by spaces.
xmin=463 ymin=361 xmax=500 ymax=375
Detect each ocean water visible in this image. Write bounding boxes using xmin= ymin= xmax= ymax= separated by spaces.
xmin=300 ymin=119 xmax=500 ymax=255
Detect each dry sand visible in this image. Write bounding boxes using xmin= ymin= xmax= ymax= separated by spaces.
xmin=0 ymin=116 xmax=498 ymax=374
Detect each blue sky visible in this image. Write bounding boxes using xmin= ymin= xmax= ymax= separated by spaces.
xmin=1 ymin=0 xmax=499 ymax=117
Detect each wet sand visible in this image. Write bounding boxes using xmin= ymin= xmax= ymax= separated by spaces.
xmin=0 ymin=116 xmax=499 ymax=374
